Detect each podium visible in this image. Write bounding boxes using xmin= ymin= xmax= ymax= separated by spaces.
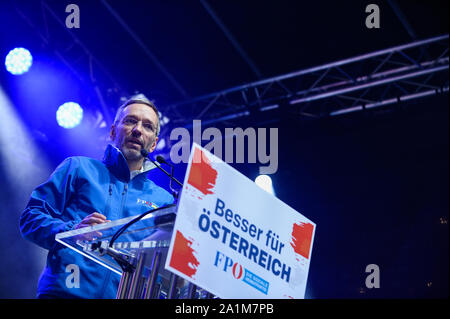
xmin=55 ymin=205 xmax=211 ymax=299
xmin=56 ymin=144 xmax=316 ymax=299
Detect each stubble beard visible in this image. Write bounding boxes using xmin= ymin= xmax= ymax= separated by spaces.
xmin=121 ymin=144 xmax=143 ymax=162
xmin=122 ymin=147 xmax=142 ymax=162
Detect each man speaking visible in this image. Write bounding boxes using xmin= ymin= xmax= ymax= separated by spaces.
xmin=19 ymin=96 xmax=174 ymax=298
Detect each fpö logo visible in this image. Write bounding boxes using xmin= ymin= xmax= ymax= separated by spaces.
xmin=137 ymin=198 xmax=158 ymax=209
xmin=214 ymin=250 xmax=269 ymax=295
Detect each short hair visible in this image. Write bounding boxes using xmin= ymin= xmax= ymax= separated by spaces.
xmin=113 ymin=94 xmax=160 ymax=137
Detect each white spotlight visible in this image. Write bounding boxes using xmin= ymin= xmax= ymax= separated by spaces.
xmin=5 ymin=47 xmax=33 ymax=75
xmin=56 ymin=102 xmax=83 ymax=129
xmin=255 ymin=174 xmax=275 ymax=195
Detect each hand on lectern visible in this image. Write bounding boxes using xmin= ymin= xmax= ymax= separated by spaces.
xmin=76 ymin=212 xmax=110 ymax=228
xmin=74 ymin=212 xmax=111 ymax=241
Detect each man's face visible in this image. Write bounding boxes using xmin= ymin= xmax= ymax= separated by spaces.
xmin=110 ymin=103 xmax=159 ymax=162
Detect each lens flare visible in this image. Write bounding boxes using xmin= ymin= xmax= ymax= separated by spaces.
xmin=56 ymin=102 xmax=83 ymax=129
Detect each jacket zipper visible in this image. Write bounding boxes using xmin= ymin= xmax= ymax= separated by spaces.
xmin=99 ymin=183 xmax=126 ymax=297
xmin=120 ymin=183 xmax=128 ymax=217
xmin=105 ymin=184 xmax=113 ymax=216
xmin=98 ymin=183 xmax=114 ymax=297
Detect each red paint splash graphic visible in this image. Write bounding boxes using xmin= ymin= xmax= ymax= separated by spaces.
xmin=187 ymin=148 xmax=218 ymax=195
xmin=170 ymin=230 xmax=200 ymax=278
xmin=290 ymin=222 xmax=314 ymax=259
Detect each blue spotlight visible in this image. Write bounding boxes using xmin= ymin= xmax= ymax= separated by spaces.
xmin=5 ymin=48 xmax=33 ymax=75
xmin=56 ymin=102 xmax=83 ymax=129
xmin=255 ymin=174 xmax=275 ymax=195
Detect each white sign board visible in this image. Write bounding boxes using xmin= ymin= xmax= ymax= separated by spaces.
xmin=165 ymin=144 xmax=316 ymax=298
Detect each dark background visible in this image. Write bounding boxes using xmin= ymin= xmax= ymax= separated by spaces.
xmin=0 ymin=0 xmax=448 ymax=298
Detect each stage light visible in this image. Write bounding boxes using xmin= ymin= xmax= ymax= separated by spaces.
xmin=1 ymin=83 xmax=51 ymax=298
xmin=56 ymin=102 xmax=83 ymax=128
xmin=255 ymin=174 xmax=275 ymax=195
xmin=158 ymin=111 xmax=170 ymax=126
xmin=5 ymin=48 xmax=33 ymax=75
xmin=155 ymin=137 xmax=166 ymax=151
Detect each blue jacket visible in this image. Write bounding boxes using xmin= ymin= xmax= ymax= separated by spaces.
xmin=19 ymin=144 xmax=174 ymax=298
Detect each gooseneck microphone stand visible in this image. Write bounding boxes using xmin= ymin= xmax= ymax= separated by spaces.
xmin=140 ymin=149 xmax=182 ymax=201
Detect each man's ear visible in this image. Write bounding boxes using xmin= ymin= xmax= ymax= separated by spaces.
xmin=110 ymin=124 xmax=116 ymax=141
xmin=149 ymin=137 xmax=158 ymax=153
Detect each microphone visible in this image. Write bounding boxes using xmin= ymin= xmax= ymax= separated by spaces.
xmin=155 ymin=155 xmax=180 ymax=199
xmin=156 ymin=155 xmax=168 ymax=165
xmin=140 ymin=149 xmax=183 ymax=187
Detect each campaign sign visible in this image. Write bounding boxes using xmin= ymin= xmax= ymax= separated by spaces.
xmin=165 ymin=143 xmax=316 ymax=299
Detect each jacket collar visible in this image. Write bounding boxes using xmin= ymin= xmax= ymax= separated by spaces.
xmin=102 ymin=144 xmax=155 ymax=181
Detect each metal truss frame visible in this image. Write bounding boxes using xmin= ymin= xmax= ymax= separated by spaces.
xmin=12 ymin=1 xmax=449 ymax=131
xmin=164 ymin=34 xmax=449 ymax=126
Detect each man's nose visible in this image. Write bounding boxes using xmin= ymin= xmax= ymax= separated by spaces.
xmin=131 ymin=122 xmax=143 ymax=136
